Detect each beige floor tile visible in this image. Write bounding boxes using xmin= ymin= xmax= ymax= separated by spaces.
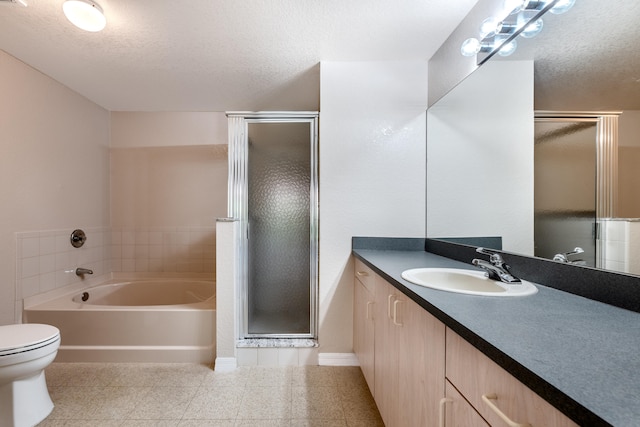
xmin=234 ymin=420 xmax=291 ymax=426
xmin=121 ymin=420 xmax=180 ymax=426
xmin=153 ymin=363 xmax=211 ymax=387
xmin=54 ymin=363 xmax=118 ymax=387
xmin=346 ymin=419 xmax=385 ymax=427
xmin=332 ymin=367 xmax=369 ymax=390
xmin=41 ymin=363 xmax=382 ymax=426
xmin=182 ymin=386 xmax=245 ymax=420
xmin=46 ymin=386 xmax=105 ymax=419
xmin=178 ymin=420 xmax=236 ymax=427
xmin=291 ymin=386 xmax=345 ymax=420
xmin=90 ymin=386 xmax=152 ymax=420
xmin=246 ymin=366 xmax=293 ymax=387
xmin=236 ymin=386 xmax=292 ymax=419
xmin=292 ymin=366 xmax=338 ymax=387
xmin=339 ymin=385 xmax=383 ymax=424
xmin=128 ymin=386 xmax=199 ymax=420
xmin=42 ymin=421 xmax=124 ymax=427
xmin=108 ymin=364 xmax=171 ymax=387
xmin=201 ymin=366 xmax=253 ymax=387
xmin=291 ymin=420 xmax=347 ymax=427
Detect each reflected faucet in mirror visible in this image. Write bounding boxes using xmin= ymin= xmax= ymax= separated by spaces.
xmin=553 ymin=247 xmax=586 ymax=265
xmin=472 ymin=247 xmax=521 ymax=284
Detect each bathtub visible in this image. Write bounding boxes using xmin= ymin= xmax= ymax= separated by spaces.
xmin=23 ymin=278 xmax=216 ymax=363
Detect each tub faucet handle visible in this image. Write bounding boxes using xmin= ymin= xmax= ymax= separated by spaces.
xmin=76 ymin=267 xmax=93 ymax=276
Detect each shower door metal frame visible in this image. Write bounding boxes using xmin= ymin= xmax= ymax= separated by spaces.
xmin=227 ymin=111 xmax=319 ymax=339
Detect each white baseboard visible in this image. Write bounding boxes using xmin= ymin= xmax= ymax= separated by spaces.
xmin=214 ymin=357 xmax=238 ymax=371
xmin=318 ymin=352 xmax=359 ymax=366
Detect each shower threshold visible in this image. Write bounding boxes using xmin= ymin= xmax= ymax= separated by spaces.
xmin=236 ymin=338 xmax=318 ymax=348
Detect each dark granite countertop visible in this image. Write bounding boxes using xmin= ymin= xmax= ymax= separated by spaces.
xmin=352 ymin=247 xmax=640 ymax=427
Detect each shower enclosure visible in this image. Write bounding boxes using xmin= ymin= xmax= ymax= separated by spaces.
xmin=534 ymin=112 xmax=620 ymax=268
xmin=227 ymin=112 xmax=318 ymax=339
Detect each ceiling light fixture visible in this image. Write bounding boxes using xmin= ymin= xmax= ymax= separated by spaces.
xmin=62 ymin=0 xmax=106 ymax=32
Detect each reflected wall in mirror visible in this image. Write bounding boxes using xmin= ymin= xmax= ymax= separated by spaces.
xmin=427 ymin=0 xmax=640 ymax=275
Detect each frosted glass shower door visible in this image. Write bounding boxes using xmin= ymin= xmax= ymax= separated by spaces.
xmin=247 ymin=122 xmax=313 ymax=336
xmin=534 ymin=119 xmax=597 ymax=266
xmin=227 ymin=112 xmax=318 ymax=339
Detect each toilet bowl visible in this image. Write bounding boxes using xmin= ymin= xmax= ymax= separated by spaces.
xmin=0 ymin=323 xmax=60 ymax=427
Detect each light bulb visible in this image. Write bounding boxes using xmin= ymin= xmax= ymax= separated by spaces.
xmin=550 ymin=0 xmax=576 ymax=14
xmin=498 ymin=39 xmax=518 ymax=56
xmin=479 ymin=17 xmax=501 ymax=38
xmin=62 ymin=0 xmax=106 ymax=32
xmin=520 ymin=18 xmax=544 ymax=38
xmin=461 ymin=38 xmax=481 ymax=57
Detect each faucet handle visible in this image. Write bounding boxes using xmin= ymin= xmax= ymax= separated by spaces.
xmin=476 ymin=247 xmax=504 ymax=265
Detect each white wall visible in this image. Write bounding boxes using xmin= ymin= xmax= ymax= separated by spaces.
xmin=427 ymin=60 xmax=534 ymax=255
xmin=110 ymin=112 xmax=228 ymax=274
xmin=0 ymin=50 xmax=110 ymax=324
xmin=319 ymin=61 xmax=428 ymax=353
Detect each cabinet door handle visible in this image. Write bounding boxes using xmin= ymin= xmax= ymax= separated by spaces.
xmin=482 ymin=393 xmax=531 ymax=427
xmin=387 ymin=294 xmax=395 ymax=320
xmin=392 ymin=299 xmax=403 ymax=326
xmin=356 ymin=271 xmax=369 ymax=277
xmin=366 ymin=301 xmax=373 ymax=320
xmin=439 ymin=397 xmax=452 ymax=427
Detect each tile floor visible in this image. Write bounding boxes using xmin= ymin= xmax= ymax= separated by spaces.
xmin=38 ymin=363 xmax=384 ymax=426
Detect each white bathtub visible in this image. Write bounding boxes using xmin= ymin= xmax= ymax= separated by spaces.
xmin=23 ymin=278 xmax=216 ymax=363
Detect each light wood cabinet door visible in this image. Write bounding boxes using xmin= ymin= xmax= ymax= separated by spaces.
xmin=397 ymin=292 xmax=446 ymax=426
xmin=444 ymin=380 xmax=490 ymax=427
xmin=353 ymin=274 xmax=375 ymax=393
xmin=446 ymin=328 xmax=578 ymax=427
xmin=374 ymin=279 xmax=401 ymax=426
xmin=373 ymin=277 xmax=446 ymax=427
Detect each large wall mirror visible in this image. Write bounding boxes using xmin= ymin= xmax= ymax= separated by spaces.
xmin=427 ymin=0 xmax=640 ymax=275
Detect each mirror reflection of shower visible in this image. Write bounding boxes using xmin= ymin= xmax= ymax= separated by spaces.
xmin=227 ymin=112 xmax=318 ymax=339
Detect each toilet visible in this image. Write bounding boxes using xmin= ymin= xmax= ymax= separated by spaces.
xmin=0 ymin=323 xmax=60 ymax=427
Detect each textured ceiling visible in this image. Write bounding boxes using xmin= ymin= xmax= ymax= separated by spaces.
xmin=0 ymin=0 xmax=478 ymax=111
xmin=503 ymin=0 xmax=640 ymax=111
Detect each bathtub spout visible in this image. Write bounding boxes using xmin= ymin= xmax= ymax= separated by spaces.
xmin=75 ymin=267 xmax=93 ymax=276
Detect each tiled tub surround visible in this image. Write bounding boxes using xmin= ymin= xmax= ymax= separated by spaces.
xmin=111 ymin=226 xmax=216 ymax=275
xmin=15 ymin=228 xmax=111 ymax=322
xmin=15 ymin=226 xmax=216 ymax=322
xmin=352 ymin=237 xmax=640 ymax=426
xmin=599 ymin=218 xmax=640 ymax=275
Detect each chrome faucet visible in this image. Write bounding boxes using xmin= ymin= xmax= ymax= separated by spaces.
xmin=472 ymin=247 xmax=521 ymax=284
xmin=553 ymin=247 xmax=586 ymax=265
xmin=75 ymin=267 xmax=93 ymax=276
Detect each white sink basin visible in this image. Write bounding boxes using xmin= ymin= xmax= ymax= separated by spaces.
xmin=401 ymin=268 xmax=538 ymax=297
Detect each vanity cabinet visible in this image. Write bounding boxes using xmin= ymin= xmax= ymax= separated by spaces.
xmin=353 ymin=257 xmax=578 ymax=427
xmin=445 ymin=328 xmax=578 ymax=427
xmin=372 ymin=273 xmax=445 ymax=427
xmin=353 ymin=259 xmax=376 ymax=392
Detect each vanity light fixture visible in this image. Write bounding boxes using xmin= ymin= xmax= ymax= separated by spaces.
xmin=62 ymin=0 xmax=106 ymax=32
xmin=498 ymin=39 xmax=518 ymax=56
xmin=519 ymin=17 xmax=544 ymax=38
xmin=461 ymin=0 xmax=576 ymax=64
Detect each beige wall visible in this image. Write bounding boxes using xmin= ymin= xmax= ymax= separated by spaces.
xmin=0 ymin=50 xmax=110 ymax=324
xmin=618 ymin=111 xmax=640 ymax=217
xmin=110 ymin=113 xmax=228 ymax=275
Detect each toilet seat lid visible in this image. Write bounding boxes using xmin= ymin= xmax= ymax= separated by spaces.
xmin=0 ymin=324 xmax=60 ymax=356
